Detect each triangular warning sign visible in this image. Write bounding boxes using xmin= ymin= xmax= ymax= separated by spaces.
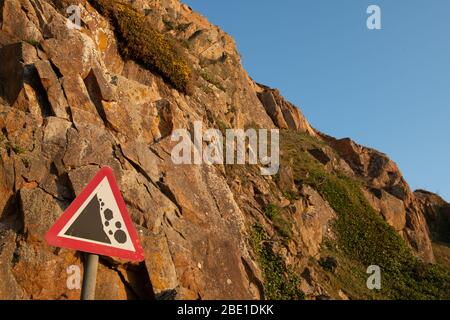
xmin=46 ymin=167 xmax=145 ymax=262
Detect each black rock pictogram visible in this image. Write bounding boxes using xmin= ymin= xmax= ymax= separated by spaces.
xmin=114 ymin=230 xmax=127 ymax=243
xmin=99 ymin=204 xmax=128 ymax=245
xmin=64 ymin=195 xmax=111 ymax=244
xmin=104 ymin=209 xmax=113 ymax=221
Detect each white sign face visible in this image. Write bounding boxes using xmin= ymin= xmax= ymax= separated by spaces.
xmin=58 ymin=177 xmax=135 ymax=252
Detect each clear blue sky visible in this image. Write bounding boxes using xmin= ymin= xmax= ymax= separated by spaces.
xmin=183 ymin=0 xmax=450 ymax=201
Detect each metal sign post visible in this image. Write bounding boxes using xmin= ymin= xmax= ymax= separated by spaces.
xmin=80 ymin=253 xmax=99 ymax=300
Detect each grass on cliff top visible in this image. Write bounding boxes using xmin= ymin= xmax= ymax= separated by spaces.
xmin=250 ymin=224 xmax=304 ymax=300
xmin=281 ymin=130 xmax=450 ymax=300
xmin=90 ymin=0 xmax=192 ymax=93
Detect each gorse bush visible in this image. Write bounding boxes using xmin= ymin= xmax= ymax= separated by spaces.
xmin=90 ymin=0 xmax=192 ymax=93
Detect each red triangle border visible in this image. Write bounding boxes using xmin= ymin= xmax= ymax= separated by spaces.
xmin=45 ymin=166 xmax=145 ymax=262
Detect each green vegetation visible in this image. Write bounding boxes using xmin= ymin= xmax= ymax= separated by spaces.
xmin=23 ymin=39 xmax=40 ymax=48
xmin=264 ymin=204 xmax=279 ymax=220
xmin=281 ymin=130 xmax=450 ymax=299
xmin=163 ymin=19 xmax=192 ymax=33
xmin=3 ymin=141 xmax=25 ymax=155
xmin=433 ymin=243 xmax=450 ymax=270
xmin=162 ymin=19 xmax=176 ymax=31
xmin=319 ymin=256 xmax=338 ymax=273
xmin=1 ymin=133 xmax=26 ymax=155
xmin=283 ymin=190 xmax=300 ymax=202
xmin=308 ymin=165 xmax=450 ymax=299
xmin=318 ymin=243 xmax=381 ymax=299
xmin=250 ymin=224 xmax=304 ymax=300
xmin=91 ymin=0 xmax=192 ymax=93
xmin=11 ymin=144 xmax=25 ymax=154
xmin=264 ymin=204 xmax=292 ymax=239
xmin=280 ymin=131 xmax=327 ymax=183
xmin=200 ymin=71 xmax=225 ymax=91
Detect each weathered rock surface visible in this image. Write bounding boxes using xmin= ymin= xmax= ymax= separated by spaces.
xmin=415 ymin=190 xmax=450 ymax=243
xmin=293 ymin=186 xmax=336 ymax=258
xmin=0 ymin=0 xmax=443 ymax=300
xmin=257 ymin=86 xmax=316 ymax=135
xmin=0 ymin=0 xmax=272 ymax=300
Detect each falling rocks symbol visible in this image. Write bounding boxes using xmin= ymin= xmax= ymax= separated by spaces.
xmin=45 ymin=166 xmax=145 ymax=262
xmin=64 ymin=195 xmax=111 ymax=244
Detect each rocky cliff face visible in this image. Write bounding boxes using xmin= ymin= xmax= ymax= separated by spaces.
xmin=415 ymin=190 xmax=450 ymax=244
xmin=320 ymin=134 xmax=435 ymax=262
xmin=0 ymin=0 xmax=449 ymax=300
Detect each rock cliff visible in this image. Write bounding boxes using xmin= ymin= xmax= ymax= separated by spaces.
xmin=0 ymin=0 xmax=449 ymax=300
